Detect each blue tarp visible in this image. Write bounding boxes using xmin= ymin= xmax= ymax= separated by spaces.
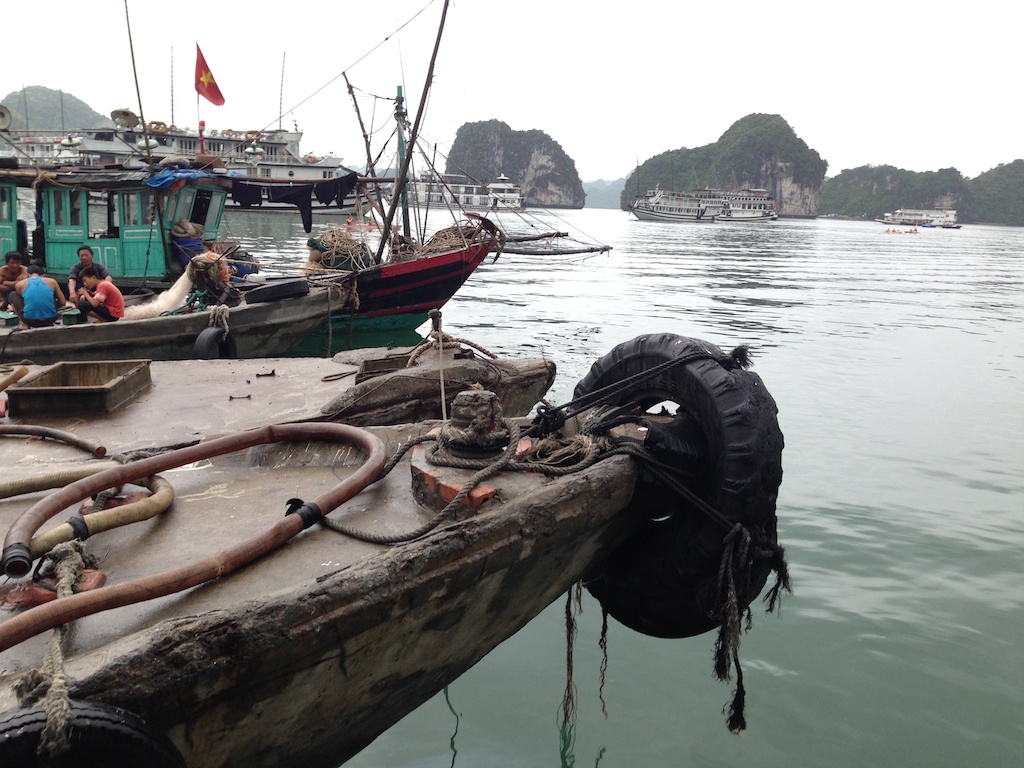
xmin=144 ymin=169 xmax=220 ymax=189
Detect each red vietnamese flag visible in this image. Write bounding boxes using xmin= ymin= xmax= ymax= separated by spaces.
xmin=195 ymin=44 xmax=225 ymax=106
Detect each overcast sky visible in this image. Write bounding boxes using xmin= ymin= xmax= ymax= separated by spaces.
xmin=1 ymin=0 xmax=1017 ymax=182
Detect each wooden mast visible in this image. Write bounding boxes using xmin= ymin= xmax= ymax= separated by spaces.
xmin=375 ymin=0 xmax=451 ymax=262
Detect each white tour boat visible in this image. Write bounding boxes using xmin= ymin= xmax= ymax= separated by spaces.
xmin=629 ymin=186 xmax=725 ymax=222
xmin=3 ymin=109 xmax=350 ymax=182
xmin=406 ymin=172 xmax=524 ymax=212
xmin=875 ymin=208 xmax=959 ymax=228
xmin=716 ymin=188 xmax=777 ymax=223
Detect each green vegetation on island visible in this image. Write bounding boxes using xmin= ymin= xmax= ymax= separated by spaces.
xmin=820 ymin=161 xmax=1024 ymax=225
xmin=619 ymin=114 xmax=828 ymax=211
xmin=1 ymin=86 xmax=111 ymax=132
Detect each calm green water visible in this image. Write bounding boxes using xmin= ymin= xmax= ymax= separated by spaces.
xmin=229 ymin=208 xmax=1024 ymax=768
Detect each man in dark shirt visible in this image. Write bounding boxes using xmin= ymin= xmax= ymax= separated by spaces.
xmin=68 ymin=245 xmax=111 ymax=302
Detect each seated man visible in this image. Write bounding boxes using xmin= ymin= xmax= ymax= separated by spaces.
xmin=11 ymin=264 xmax=67 ymax=329
xmin=0 ymin=251 xmax=29 ymax=310
xmin=76 ymin=266 xmax=124 ymax=322
xmin=68 ymin=244 xmax=111 ymax=301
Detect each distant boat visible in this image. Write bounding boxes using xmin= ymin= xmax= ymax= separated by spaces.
xmin=875 ymin=208 xmax=959 ymax=228
xmin=2 ymin=114 xmax=351 ymax=183
xmin=629 ymin=186 xmax=724 ymax=222
xmin=406 ymin=172 xmax=524 ymax=212
xmin=715 ymin=188 xmax=777 ymax=223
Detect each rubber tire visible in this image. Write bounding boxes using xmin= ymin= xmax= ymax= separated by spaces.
xmin=575 ymin=333 xmax=784 ymax=639
xmin=191 ymin=326 xmax=238 ymax=359
xmin=0 ymin=700 xmax=185 ymax=767
xmin=243 ymin=278 xmax=309 ymax=304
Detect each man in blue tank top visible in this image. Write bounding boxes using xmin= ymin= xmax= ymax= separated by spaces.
xmin=11 ymin=265 xmax=68 ymax=329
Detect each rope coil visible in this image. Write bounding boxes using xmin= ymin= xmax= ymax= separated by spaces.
xmin=12 ymin=541 xmax=92 ymax=760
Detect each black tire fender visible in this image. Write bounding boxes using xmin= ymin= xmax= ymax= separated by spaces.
xmin=575 ymin=333 xmax=784 ymax=638
xmin=0 ymin=699 xmax=185 ymax=767
xmin=243 ymin=278 xmax=309 ymax=304
xmin=191 ymin=326 xmax=238 ymax=359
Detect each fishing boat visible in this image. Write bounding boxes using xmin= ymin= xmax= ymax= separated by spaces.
xmin=0 ymin=154 xmax=504 ymax=362
xmin=874 ymin=208 xmax=959 ymax=227
xmin=629 ymin=186 xmax=725 ymax=222
xmin=0 ymin=330 xmax=787 ymax=767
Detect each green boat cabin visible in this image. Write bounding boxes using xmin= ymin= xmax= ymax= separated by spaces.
xmin=0 ymin=170 xmax=228 ymax=283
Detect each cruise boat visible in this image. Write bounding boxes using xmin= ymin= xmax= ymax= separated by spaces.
xmin=2 ymin=109 xmax=350 ymax=182
xmin=629 ymin=186 xmax=725 ymax=222
xmin=406 ymin=172 xmax=523 ymax=212
xmin=716 ymin=188 xmax=777 ymax=223
xmin=875 ymin=208 xmax=959 ymax=227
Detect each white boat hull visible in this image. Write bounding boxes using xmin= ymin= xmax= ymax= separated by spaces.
xmin=717 ymin=211 xmax=774 ymax=223
xmin=630 ymin=206 xmax=717 ymax=222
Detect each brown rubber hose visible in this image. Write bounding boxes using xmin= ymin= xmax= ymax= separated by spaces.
xmin=0 ymin=422 xmax=385 ymax=652
xmin=29 ymin=475 xmax=175 ymax=558
xmin=0 ymin=425 xmax=107 ymax=458
xmin=0 ymin=463 xmax=121 ymax=501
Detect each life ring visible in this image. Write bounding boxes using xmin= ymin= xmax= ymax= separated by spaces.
xmin=147 ymin=121 xmax=169 ymax=134
xmin=0 ymin=699 xmax=186 ymax=767
xmin=223 ymin=128 xmax=236 ymax=138
xmin=574 ymin=333 xmax=784 ymax=639
xmin=244 ymin=130 xmax=262 ymax=142
xmin=305 ymin=154 xmax=316 ymax=164
xmin=191 ymin=326 xmax=238 ymax=359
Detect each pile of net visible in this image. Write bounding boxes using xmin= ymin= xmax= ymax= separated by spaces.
xmin=304 ymin=226 xmax=377 ymax=272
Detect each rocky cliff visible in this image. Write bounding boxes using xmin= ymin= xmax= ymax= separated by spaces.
xmin=445 ymin=120 xmax=585 ymax=208
xmin=622 ymin=114 xmax=828 ymax=217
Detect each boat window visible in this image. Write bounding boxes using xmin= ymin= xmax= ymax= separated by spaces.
xmin=194 ymin=189 xmax=224 ymax=232
xmin=0 ymin=187 xmax=9 ymax=221
xmin=70 ymin=192 xmax=82 ymax=226
xmin=174 ymin=188 xmax=197 ymax=224
xmin=52 ymin=192 xmax=64 ymax=224
xmin=106 ymin=191 xmax=119 ymax=233
xmin=120 ymin=190 xmax=156 ymax=226
xmin=191 ymin=189 xmax=213 ymax=225
xmin=121 ymin=192 xmax=136 ymax=226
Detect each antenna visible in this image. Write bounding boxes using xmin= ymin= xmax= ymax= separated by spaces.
xmin=0 ymin=105 xmax=11 ymax=131
xmin=170 ymin=46 xmax=175 ymax=127
xmin=279 ymin=52 xmax=286 ymax=131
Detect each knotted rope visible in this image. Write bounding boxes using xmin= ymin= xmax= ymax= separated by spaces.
xmin=209 ymin=304 xmax=230 ymax=334
xmin=406 ymin=329 xmax=498 ymax=367
xmin=12 ymin=541 xmax=94 ymax=760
